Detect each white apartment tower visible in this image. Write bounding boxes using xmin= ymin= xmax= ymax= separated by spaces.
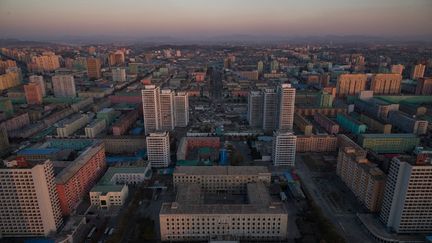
xmin=262 ymin=88 xmax=278 ymax=133
xmin=174 ymin=92 xmax=189 ymax=127
xmin=379 ymin=156 xmax=432 ymax=233
xmin=278 ymin=83 xmax=296 ymax=131
xmin=0 ymin=159 xmax=63 ymax=237
xmin=142 ymin=85 xmax=161 ymax=134
xmin=52 ymin=75 xmax=76 ymax=97
xmin=160 ymin=89 xmax=175 ymax=131
xmin=146 ymin=132 xmax=170 ymax=168
xmin=272 ymin=131 xmax=296 ymax=166
xmin=247 ymin=91 xmax=263 ymax=128
xmin=112 ymin=67 xmax=126 ymax=82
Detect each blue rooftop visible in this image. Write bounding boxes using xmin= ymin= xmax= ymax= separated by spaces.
xmin=18 ymin=148 xmax=60 ymax=155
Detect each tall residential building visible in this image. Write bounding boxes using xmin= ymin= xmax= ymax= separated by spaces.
xmin=0 ymin=124 xmax=9 ymax=153
xmin=146 ymin=132 xmax=170 ymax=168
xmin=174 ymin=92 xmax=189 ymax=127
xmin=29 ymin=75 xmax=46 ymax=96
xmin=336 ymin=73 xmax=367 ymax=97
xmin=141 ymin=85 xmax=161 ymax=134
xmin=278 ymin=83 xmax=296 ymax=131
xmin=415 ymin=77 xmax=432 ymax=95
xmin=112 ymin=67 xmax=126 ymax=82
xmin=160 ymin=89 xmax=175 ymax=131
xmin=52 ymin=75 xmax=76 ymax=97
xmin=247 ymin=91 xmax=263 ymax=128
xmin=272 ymin=131 xmax=296 ymax=166
xmin=370 ymin=74 xmax=402 ymax=94
xmin=0 ymin=159 xmax=63 ymax=237
xmin=411 ymin=64 xmax=425 ymax=79
xmin=262 ymin=88 xmax=278 ymax=133
xmin=86 ymin=57 xmax=101 ymax=79
xmin=336 ymin=147 xmax=385 ymax=212
xmin=379 ymin=156 xmax=432 ymax=233
xmin=257 ymin=60 xmax=264 ymax=73
xmin=24 ymin=82 xmax=43 ymax=105
xmin=390 ymin=64 xmax=404 ymax=75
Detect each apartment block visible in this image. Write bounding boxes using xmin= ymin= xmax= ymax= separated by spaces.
xmin=56 ymin=114 xmax=90 ymax=138
xmin=55 ymin=141 xmax=106 ymax=215
xmin=247 ymin=91 xmax=264 ymax=128
xmin=336 ymin=73 xmax=367 ymax=97
xmin=263 ymin=88 xmax=278 ymax=132
xmin=294 ymin=113 xmax=313 ymax=136
xmin=0 ymin=159 xmax=63 ymax=237
xmin=142 ymin=85 xmax=161 ymax=134
xmin=85 ymin=119 xmax=106 ymax=138
xmin=370 ymin=74 xmax=402 ymax=94
xmin=112 ymin=110 xmax=139 ymax=136
xmin=415 ymin=77 xmax=432 ymax=95
xmin=278 ymin=84 xmax=296 ymax=131
xmin=336 ymin=147 xmax=385 ymax=212
xmin=174 ymin=92 xmax=189 ymax=127
xmin=296 ymin=135 xmax=338 ymax=152
xmin=160 ymin=89 xmax=175 ymax=131
xmin=146 ymin=132 xmax=170 ymax=168
xmin=411 ymin=64 xmax=425 ymax=79
xmin=313 ymin=112 xmax=340 ymax=134
xmin=272 ymin=131 xmax=296 ymax=166
xmin=86 ymin=57 xmax=101 ymax=79
xmin=387 ymin=110 xmax=428 ymax=135
xmin=24 ymin=82 xmax=43 ymax=105
xmin=336 ymin=113 xmax=367 ymax=135
xmin=52 ymin=75 xmax=76 ymax=97
xmin=358 ymin=133 xmax=420 ymax=154
xmin=380 ymin=156 xmax=432 ymax=233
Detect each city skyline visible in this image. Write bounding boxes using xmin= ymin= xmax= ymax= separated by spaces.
xmin=1 ymin=0 xmax=432 ymax=41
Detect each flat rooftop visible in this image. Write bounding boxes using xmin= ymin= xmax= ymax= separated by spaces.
xmin=161 ymin=182 xmax=286 ymax=215
xmin=173 ymin=166 xmax=270 ymax=176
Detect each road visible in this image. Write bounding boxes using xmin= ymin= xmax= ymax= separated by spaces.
xmin=295 ymin=155 xmax=375 ymax=243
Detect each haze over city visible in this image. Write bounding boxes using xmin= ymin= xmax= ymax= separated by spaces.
xmin=1 ymin=0 xmax=432 ymax=41
xmin=1 ymin=1 xmax=432 ymax=243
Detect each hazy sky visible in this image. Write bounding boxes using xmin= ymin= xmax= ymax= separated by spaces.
xmin=1 ymin=0 xmax=431 ymax=40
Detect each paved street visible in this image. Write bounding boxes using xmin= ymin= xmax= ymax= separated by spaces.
xmin=295 ymin=154 xmax=375 ymax=243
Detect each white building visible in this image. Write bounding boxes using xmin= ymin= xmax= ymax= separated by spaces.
xmin=52 ymin=75 xmax=76 ymax=97
xmin=160 ymin=89 xmax=175 ymax=131
xmin=247 ymin=91 xmax=263 ymax=128
xmin=90 ymin=184 xmax=129 ymax=209
xmin=278 ymin=83 xmax=295 ymax=131
xmin=174 ymin=92 xmax=189 ymax=127
xmin=146 ymin=132 xmax=170 ymax=168
xmin=0 ymin=159 xmax=63 ymax=237
xmin=379 ymin=156 xmax=432 ymax=233
xmin=98 ymin=163 xmax=152 ymax=185
xmin=272 ymin=131 xmax=296 ymax=166
xmin=112 ymin=67 xmax=126 ymax=82
xmin=142 ymin=85 xmax=161 ymax=134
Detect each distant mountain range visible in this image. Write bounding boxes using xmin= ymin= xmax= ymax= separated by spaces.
xmin=1 ymin=34 xmax=431 ymax=46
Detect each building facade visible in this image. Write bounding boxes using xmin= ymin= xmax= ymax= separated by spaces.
xmin=142 ymin=85 xmax=161 ymax=134
xmin=146 ymin=132 xmax=170 ymax=168
xmin=336 ymin=73 xmax=367 ymax=97
xmin=370 ymin=74 xmax=402 ymax=95
xmin=278 ymin=84 xmax=296 ymax=131
xmin=0 ymin=159 xmax=63 ymax=237
xmin=160 ymin=89 xmax=175 ymax=131
xmin=174 ymin=92 xmax=189 ymax=127
xmin=247 ymin=91 xmax=264 ymax=128
xmin=336 ymin=147 xmax=385 ymax=212
xmin=52 ymin=75 xmax=76 ymax=97
xmin=272 ymin=131 xmax=296 ymax=166
xmin=379 ymin=156 xmax=432 ymax=233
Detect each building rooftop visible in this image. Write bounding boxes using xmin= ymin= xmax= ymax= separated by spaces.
xmin=99 ymin=164 xmax=151 ymax=184
xmin=174 ymin=166 xmax=270 ymax=176
xmin=359 ymin=133 xmax=419 ymax=138
xmin=90 ymin=184 xmax=126 ymax=193
xmin=161 ymin=182 xmax=285 ymax=215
